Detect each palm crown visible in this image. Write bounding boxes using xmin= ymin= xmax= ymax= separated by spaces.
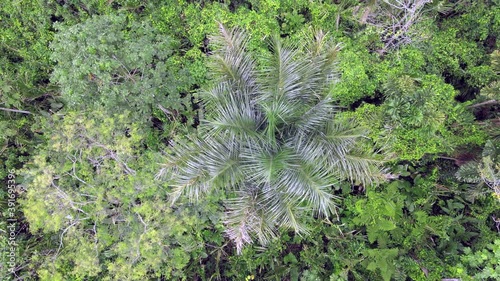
xmin=164 ymin=24 xmax=384 ymax=252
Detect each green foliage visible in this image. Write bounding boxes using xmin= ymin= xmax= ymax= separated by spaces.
xmin=440 ymin=0 xmax=500 ymax=43
xmin=0 ymin=0 xmax=53 ymax=99
xmin=364 ymin=248 xmax=399 ymax=281
xmin=479 ymin=50 xmax=500 ymax=100
xmin=347 ymin=182 xmax=405 ymax=280
xmin=2 ymin=0 xmax=499 ymax=279
xmin=424 ymin=26 xmax=490 ymax=92
xmin=383 ymin=74 xmax=485 ymax=160
xmin=0 ymin=3 xmax=57 ymax=278
xmin=209 ymin=162 xmax=498 ymax=280
xmin=0 ymin=0 xmax=56 ymax=178
xmin=20 ymin=110 xmax=220 ymax=280
xmin=450 ymin=239 xmax=500 ymax=280
xmin=352 ymin=182 xmax=405 ymax=246
xmin=341 ymin=160 xmax=499 ymax=280
xmin=51 ymin=14 xmax=191 ymax=122
xmin=44 ymin=0 xmax=163 ymax=26
xmin=330 ymin=46 xmax=377 ymax=106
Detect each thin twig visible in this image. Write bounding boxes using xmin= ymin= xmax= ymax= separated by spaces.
xmin=0 ymin=107 xmax=32 ymax=114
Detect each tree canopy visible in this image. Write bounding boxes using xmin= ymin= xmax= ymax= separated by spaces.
xmin=1 ymin=1 xmax=498 ymax=280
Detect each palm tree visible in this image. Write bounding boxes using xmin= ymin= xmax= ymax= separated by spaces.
xmin=162 ymin=24 xmax=384 ymax=253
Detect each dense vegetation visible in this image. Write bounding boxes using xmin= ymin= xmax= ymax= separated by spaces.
xmin=1 ymin=0 xmax=498 ymax=280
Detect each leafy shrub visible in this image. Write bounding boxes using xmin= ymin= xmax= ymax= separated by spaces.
xmin=450 ymin=239 xmax=500 ymax=280
xmin=330 ymin=47 xmax=377 ymax=106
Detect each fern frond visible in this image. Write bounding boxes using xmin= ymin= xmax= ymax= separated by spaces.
xmin=456 ymin=162 xmax=481 ymax=184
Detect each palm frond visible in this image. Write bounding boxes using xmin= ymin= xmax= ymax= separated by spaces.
xmin=293 ymin=118 xmax=369 ymax=169
xmin=169 ymin=163 xmax=210 ymax=202
xmin=491 ymin=50 xmax=500 ymax=73
xmin=334 ymin=151 xmax=385 ymax=186
xmin=300 ymin=30 xmax=342 ymax=96
xmin=292 ymin=98 xmax=337 ymax=135
xmin=480 ymin=80 xmax=500 ymax=101
xmin=204 ymin=97 xmax=261 ymax=140
xmin=483 ymin=140 xmax=500 ymax=160
xmin=260 ymin=98 xmax=304 ymax=144
xmin=276 ymin=164 xmax=339 ymax=217
xmin=169 ymin=164 xmax=212 ymax=204
xmin=224 ymin=188 xmax=276 ymax=254
xmin=168 ymin=138 xmax=244 ymax=203
xmin=240 ymin=144 xmax=299 ymax=185
xmin=199 ymin=138 xmax=245 ymax=188
xmin=431 ymin=0 xmax=455 ymax=15
xmin=209 ymin=24 xmax=258 ymax=96
xmin=200 ymin=81 xmax=231 ymax=113
xmin=259 ymin=187 xmax=310 ymax=234
xmin=260 ymin=36 xmax=307 ymax=102
xmin=456 ymin=140 xmax=500 ymax=199
xmin=383 ymin=75 xmax=419 ymax=97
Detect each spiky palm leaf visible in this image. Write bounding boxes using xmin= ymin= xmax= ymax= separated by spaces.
xmin=162 ymin=24 xmax=384 ymax=253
